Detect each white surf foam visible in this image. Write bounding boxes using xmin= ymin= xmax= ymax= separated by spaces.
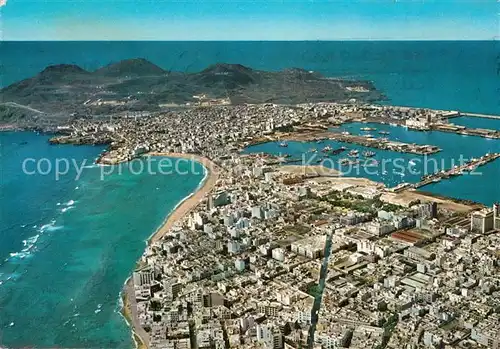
xmin=21 ymin=234 xmax=39 ymax=252
xmin=38 ymin=220 xmax=63 ymax=233
xmin=61 ymin=206 xmax=74 ymax=213
xmin=9 ymin=251 xmax=31 ymax=260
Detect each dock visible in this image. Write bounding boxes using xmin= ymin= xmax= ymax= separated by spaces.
xmin=413 ymin=152 xmax=500 ymax=189
xmin=461 ymin=112 xmax=500 ymax=120
xmin=281 ymin=131 xmax=441 ymax=155
xmin=432 ymin=124 xmax=500 ymax=139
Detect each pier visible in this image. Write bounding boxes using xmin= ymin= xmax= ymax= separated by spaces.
xmin=281 ymin=130 xmax=441 ymax=155
xmin=432 ymin=124 xmax=500 ymax=139
xmin=413 ymin=152 xmax=500 ymax=189
xmin=461 ymin=112 xmax=500 ymax=120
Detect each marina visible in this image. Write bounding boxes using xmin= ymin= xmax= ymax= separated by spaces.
xmin=278 ymin=130 xmax=442 ymax=155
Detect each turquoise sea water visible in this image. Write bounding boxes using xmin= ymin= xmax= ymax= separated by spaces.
xmin=0 ymin=132 xmax=205 ymax=347
xmin=1 ymin=41 xmax=499 ymax=347
xmin=451 ymin=116 xmax=500 ymax=130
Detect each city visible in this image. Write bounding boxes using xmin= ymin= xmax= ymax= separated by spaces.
xmin=47 ymin=102 xmax=500 ymax=349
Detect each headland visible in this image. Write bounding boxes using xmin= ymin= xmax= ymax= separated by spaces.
xmin=2 ymin=62 xmax=500 ymax=349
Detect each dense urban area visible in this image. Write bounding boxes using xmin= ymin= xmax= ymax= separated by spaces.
xmin=21 ymin=101 xmax=499 ymax=349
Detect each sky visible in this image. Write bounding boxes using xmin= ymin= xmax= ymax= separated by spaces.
xmin=1 ymin=0 xmax=498 ymax=41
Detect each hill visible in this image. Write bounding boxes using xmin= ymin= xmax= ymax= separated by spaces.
xmin=93 ymin=58 xmax=166 ymax=77
xmin=0 ymin=59 xmax=385 ymax=124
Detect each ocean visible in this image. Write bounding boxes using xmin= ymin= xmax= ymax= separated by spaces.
xmin=0 ymin=132 xmax=205 ymax=347
xmin=1 ymin=41 xmax=499 ymax=115
xmin=0 ymin=41 xmax=499 ymax=348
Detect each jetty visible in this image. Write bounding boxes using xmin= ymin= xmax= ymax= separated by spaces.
xmin=413 ymin=152 xmax=500 ymax=189
xmin=432 ymin=124 xmax=500 ymax=139
xmin=461 ymin=112 xmax=500 ymax=120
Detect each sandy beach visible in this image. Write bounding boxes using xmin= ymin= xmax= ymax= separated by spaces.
xmin=122 ymin=152 xmax=219 ymax=348
xmin=146 ymin=152 xmax=220 ymax=243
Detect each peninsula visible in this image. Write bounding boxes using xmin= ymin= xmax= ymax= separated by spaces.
xmin=0 ymin=59 xmax=384 ymax=126
xmin=2 ymin=62 xmax=499 ymax=349
xmin=40 ymin=101 xmax=500 ymax=349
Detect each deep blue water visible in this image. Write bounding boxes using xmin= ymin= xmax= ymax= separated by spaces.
xmin=1 ymin=41 xmax=500 ymax=347
xmin=1 ymin=41 xmax=499 ymax=115
xmin=0 ymin=132 xmax=205 ymax=347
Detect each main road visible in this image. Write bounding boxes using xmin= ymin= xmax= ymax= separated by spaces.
xmin=307 ymin=232 xmax=333 ymax=348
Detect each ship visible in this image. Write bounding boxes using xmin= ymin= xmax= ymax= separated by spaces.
xmin=330 ymin=146 xmax=347 ymax=155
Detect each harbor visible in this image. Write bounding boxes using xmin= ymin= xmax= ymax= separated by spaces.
xmin=273 ymin=130 xmax=441 ymax=155
xmin=412 ymin=152 xmax=500 ymax=188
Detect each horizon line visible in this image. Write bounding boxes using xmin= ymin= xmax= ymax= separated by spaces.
xmin=3 ymin=39 xmax=499 ymax=42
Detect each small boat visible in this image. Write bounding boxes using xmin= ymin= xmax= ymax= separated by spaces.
xmin=362 ymin=151 xmax=376 ymax=157
xmin=322 ymin=146 xmax=332 ymax=153
xmin=360 ymin=127 xmax=376 ymax=131
xmin=339 ymin=158 xmax=350 ymax=165
xmin=279 ymin=141 xmax=288 ymax=147
xmin=348 ymin=150 xmax=359 ymax=157
xmin=309 ymin=148 xmax=318 ymax=153
xmin=379 ymin=131 xmax=390 ymax=135
xmin=341 ymin=131 xmax=350 ymax=136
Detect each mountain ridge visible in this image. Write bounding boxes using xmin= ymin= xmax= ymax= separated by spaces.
xmin=0 ymin=59 xmax=386 ymax=124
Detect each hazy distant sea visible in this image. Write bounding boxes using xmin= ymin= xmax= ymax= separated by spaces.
xmin=0 ymin=41 xmax=499 ymax=348
xmin=2 ymin=41 xmax=499 ymax=114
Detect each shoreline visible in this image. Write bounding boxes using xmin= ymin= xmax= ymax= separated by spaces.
xmin=145 ymin=152 xmax=219 ymax=244
xmin=120 ymin=152 xmax=220 ymax=349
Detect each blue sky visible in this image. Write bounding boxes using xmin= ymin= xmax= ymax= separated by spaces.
xmin=1 ymin=0 xmax=498 ymax=40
